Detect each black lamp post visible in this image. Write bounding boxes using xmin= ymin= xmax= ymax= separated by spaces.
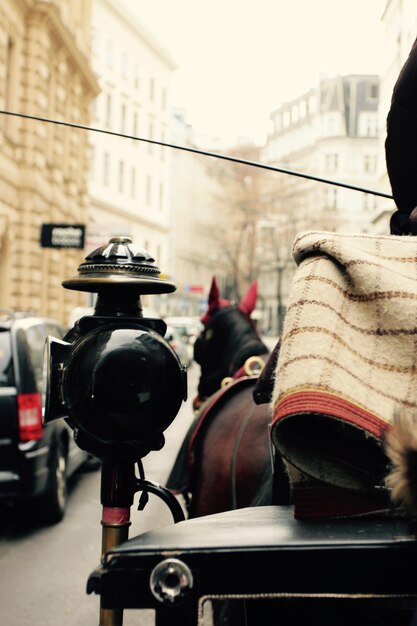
xmin=42 ymin=236 xmax=187 ymax=626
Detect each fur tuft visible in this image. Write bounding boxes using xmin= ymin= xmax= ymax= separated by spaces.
xmin=384 ymin=411 xmax=417 ymax=514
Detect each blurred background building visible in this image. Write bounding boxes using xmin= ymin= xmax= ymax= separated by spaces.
xmin=264 ymin=74 xmax=380 ymax=234
xmin=86 ymin=0 xmax=239 ymax=318
xmin=88 ymin=0 xmax=175 ymax=318
xmin=166 ymin=109 xmax=229 ymax=317
xmin=372 ymin=0 xmax=417 ymax=233
xmin=259 ymin=74 xmax=381 ymax=333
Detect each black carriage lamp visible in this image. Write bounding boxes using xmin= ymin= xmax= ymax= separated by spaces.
xmin=43 ymin=235 xmax=187 ymax=460
xmin=42 ymin=237 xmax=187 ymax=624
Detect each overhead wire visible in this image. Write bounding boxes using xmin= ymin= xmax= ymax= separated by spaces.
xmin=0 ymin=109 xmax=393 ymax=200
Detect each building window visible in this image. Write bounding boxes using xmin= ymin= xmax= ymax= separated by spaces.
xmin=325 ymin=187 xmax=338 ymax=209
xmin=366 ymin=116 xmax=377 ymax=136
xmin=326 ymin=115 xmax=338 ymax=135
xmin=105 ymin=92 xmax=112 ymax=127
xmin=283 ymin=111 xmax=290 ymax=128
xmin=368 ymin=118 xmax=377 ymax=136
xmin=364 ymin=154 xmax=377 ymax=173
xmin=363 ymin=193 xmax=376 ymax=211
xmin=103 ymin=152 xmax=110 ymax=186
xmin=120 ymin=103 xmax=126 ymax=133
xmin=148 ymin=121 xmax=153 ymax=153
xmin=274 ymin=114 xmax=281 ymax=132
xmin=91 ymin=99 xmax=98 ymax=123
xmin=133 ymin=111 xmax=139 ymax=136
xmin=162 ymin=87 xmax=167 ymax=110
xmin=47 ymin=61 xmax=56 ymax=117
xmin=150 ymin=78 xmax=155 ymax=100
xmin=89 ymin=146 xmax=95 ymax=181
xmin=4 ymin=37 xmax=17 ymax=135
xmin=130 ymin=167 xmax=136 ymax=197
xmin=160 ymin=127 xmax=166 ymax=160
xmin=134 ymin=64 xmax=140 ymax=89
xmin=358 ymin=112 xmax=377 ymax=137
xmin=106 ymin=39 xmax=113 ymax=68
xmin=309 ymin=94 xmax=317 ymax=114
xmin=146 ymin=176 xmax=152 ymax=205
xmin=121 ymin=52 xmax=128 ymax=80
xmin=118 ymin=160 xmax=124 ymax=192
xmin=368 ymin=83 xmax=379 ymax=100
xmin=291 ymin=104 xmax=299 ymax=123
xmin=325 ymin=153 xmax=338 ymax=172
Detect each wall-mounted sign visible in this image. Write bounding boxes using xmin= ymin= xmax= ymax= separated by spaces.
xmin=40 ymin=224 xmax=85 ymax=249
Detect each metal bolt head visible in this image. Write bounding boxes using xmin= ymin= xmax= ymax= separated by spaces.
xmin=150 ymin=558 xmax=194 ymax=604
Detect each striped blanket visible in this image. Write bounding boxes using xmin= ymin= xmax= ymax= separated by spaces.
xmin=271 ymin=231 xmax=417 ymax=518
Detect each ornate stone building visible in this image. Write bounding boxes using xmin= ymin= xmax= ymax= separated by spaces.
xmin=0 ymin=1 xmax=99 ymax=325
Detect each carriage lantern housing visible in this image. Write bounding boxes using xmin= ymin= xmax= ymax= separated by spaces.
xmin=42 ymin=237 xmax=187 ymax=461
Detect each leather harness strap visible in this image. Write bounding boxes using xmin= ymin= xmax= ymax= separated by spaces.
xmin=230 ymin=401 xmax=257 ymax=509
xmin=192 ymin=354 xmax=267 ymax=412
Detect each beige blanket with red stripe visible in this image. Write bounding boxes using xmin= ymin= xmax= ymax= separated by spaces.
xmin=271 ymin=231 xmax=417 ymax=518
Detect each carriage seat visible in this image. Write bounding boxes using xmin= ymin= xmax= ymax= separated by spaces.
xmin=88 ymin=505 xmax=417 ymax=625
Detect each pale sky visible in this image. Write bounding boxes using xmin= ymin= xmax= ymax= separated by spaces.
xmin=119 ymin=0 xmax=387 ymax=145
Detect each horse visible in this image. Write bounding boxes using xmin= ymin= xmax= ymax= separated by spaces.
xmin=166 ymin=277 xmax=290 ymax=519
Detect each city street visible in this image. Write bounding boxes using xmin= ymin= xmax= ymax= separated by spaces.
xmin=0 ymin=0 xmax=401 ymax=623
xmin=0 ymin=362 xmax=200 ymax=626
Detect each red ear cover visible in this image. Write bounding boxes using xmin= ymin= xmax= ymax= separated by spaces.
xmin=207 ymin=276 xmax=221 ymax=311
xmin=238 ymin=281 xmax=257 ymax=316
xmin=201 ymin=276 xmax=231 ymax=324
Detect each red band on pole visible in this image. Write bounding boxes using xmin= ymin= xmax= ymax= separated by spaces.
xmin=101 ymin=506 xmax=131 ymax=524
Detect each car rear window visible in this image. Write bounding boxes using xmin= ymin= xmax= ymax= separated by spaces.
xmin=0 ymin=330 xmax=15 ymax=387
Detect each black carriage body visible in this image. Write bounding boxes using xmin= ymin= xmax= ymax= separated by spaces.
xmin=89 ymin=506 xmax=417 ymax=625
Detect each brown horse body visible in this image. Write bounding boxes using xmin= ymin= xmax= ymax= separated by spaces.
xmin=187 ymin=380 xmax=273 ymax=517
xmin=167 ymin=278 xmax=289 ymax=518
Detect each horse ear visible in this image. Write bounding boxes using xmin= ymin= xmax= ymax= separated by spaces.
xmin=208 ymin=276 xmax=221 ymax=311
xmin=201 ymin=277 xmax=234 ymax=324
xmin=238 ymin=281 xmax=258 ymax=316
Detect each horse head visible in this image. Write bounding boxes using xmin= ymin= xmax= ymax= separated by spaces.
xmin=193 ymin=277 xmax=269 ymax=404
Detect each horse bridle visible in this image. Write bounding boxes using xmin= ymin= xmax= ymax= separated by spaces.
xmin=221 ymin=355 xmax=266 ymax=388
xmin=193 ymin=353 xmax=267 ymax=413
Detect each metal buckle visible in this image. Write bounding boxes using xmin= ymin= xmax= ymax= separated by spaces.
xmin=244 ymin=355 xmax=265 ymax=376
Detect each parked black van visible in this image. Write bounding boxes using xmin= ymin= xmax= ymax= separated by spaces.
xmin=0 ymin=311 xmax=89 ymax=523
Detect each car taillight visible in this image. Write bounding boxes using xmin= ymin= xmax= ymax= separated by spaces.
xmin=18 ymin=393 xmax=43 ymax=441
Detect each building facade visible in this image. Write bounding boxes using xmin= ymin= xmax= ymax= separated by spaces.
xmin=259 ymin=74 xmax=380 ymax=333
xmin=0 ymin=0 xmax=99 ymax=325
xmin=265 ymin=74 xmax=380 ymax=234
xmin=372 ymin=0 xmax=417 ymax=233
xmin=88 ymin=0 xmax=176 ymax=313
xmin=166 ymin=110 xmax=230 ymax=316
